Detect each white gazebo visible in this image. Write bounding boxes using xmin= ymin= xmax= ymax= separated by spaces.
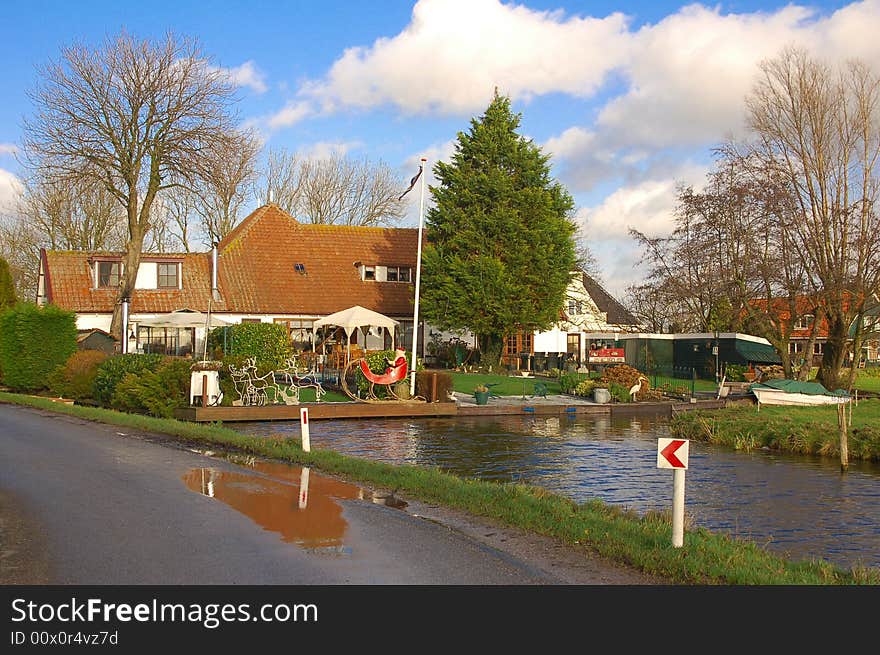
xmin=312 ymin=305 xmax=399 ymax=365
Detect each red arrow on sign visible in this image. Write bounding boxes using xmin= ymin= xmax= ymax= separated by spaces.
xmin=660 ymin=439 xmax=687 ymax=468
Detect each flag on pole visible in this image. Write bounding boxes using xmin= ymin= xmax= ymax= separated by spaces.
xmin=398 ymin=165 xmax=423 ymax=200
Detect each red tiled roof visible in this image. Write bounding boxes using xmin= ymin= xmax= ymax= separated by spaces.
xmin=44 ymin=250 xmax=223 ymax=314
xmin=44 ymin=204 xmax=419 ymax=318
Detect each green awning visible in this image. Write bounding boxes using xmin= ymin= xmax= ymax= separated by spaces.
xmin=735 ymin=341 xmax=781 ymax=364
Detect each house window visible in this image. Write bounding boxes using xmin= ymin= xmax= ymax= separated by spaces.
xmin=789 ymin=341 xmax=804 ymax=354
xmin=157 ymin=263 xmax=178 ymax=289
xmin=386 ymin=266 xmax=412 ymax=283
xmin=504 ymin=331 xmax=533 ymax=355
xmin=568 ymin=300 xmax=583 ymax=315
xmin=794 ymin=314 xmax=814 ymax=330
xmin=294 ymin=263 xmax=306 ymax=274
xmin=567 ymin=333 xmax=580 ymax=360
xmin=813 ymin=342 xmax=823 ymax=355
xmin=97 ymin=261 xmax=121 ymax=288
xmin=363 ymin=266 xmax=376 ymax=281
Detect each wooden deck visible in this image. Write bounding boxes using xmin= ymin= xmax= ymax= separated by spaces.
xmin=174 ymin=401 xmax=458 ymax=422
xmin=174 ymin=398 xmax=729 ymax=422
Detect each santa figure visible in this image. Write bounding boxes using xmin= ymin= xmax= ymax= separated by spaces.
xmin=385 ymin=348 xmax=407 ymax=376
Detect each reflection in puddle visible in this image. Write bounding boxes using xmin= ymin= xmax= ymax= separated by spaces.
xmin=182 ymin=465 xmax=362 ymax=551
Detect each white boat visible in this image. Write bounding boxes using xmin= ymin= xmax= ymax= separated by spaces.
xmin=750 ymin=380 xmax=851 ymax=407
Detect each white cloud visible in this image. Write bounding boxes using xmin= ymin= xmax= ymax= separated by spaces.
xmin=299 ymin=0 xmax=631 ymax=115
xmin=0 ymin=168 xmax=23 ymax=214
xmin=575 ymin=165 xmax=708 ymax=295
xmin=214 ymin=60 xmax=268 ymax=94
xmin=297 ymin=140 xmax=363 ymax=159
xmin=0 ymin=143 xmax=18 ymax=156
xmin=267 ymin=100 xmax=314 ymax=129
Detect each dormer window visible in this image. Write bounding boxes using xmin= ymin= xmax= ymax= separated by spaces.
xmin=386 ymin=266 xmax=411 ymax=283
xmin=294 ymin=263 xmax=306 ymax=275
xmin=158 ymin=262 xmax=179 ymax=289
xmin=794 ymin=314 xmax=814 ymax=330
xmin=97 ymin=261 xmax=121 ymax=288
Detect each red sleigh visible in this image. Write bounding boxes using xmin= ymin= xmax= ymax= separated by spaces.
xmin=341 ymin=357 xmax=409 ymax=401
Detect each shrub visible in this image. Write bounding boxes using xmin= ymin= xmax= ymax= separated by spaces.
xmin=725 ymin=364 xmax=749 ymax=382
xmin=110 ymin=357 xmax=192 ymax=417
xmin=599 ymin=364 xmax=644 ymax=390
xmin=93 ymin=353 xmax=164 ymax=406
xmin=47 ymin=350 xmax=108 ymax=400
xmin=574 ymin=379 xmax=598 ymax=397
xmin=559 ymin=371 xmax=587 ymax=394
xmin=209 ymin=323 xmax=293 ymax=370
xmin=608 ymin=382 xmax=632 ymax=403
xmin=0 ymin=303 xmax=77 ymax=391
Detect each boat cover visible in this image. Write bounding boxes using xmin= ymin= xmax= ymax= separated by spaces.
xmin=749 ymin=379 xmax=850 ymax=397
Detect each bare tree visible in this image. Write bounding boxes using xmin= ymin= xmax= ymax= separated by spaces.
xmin=747 ymin=47 xmax=880 ymax=393
xmin=156 ymin=186 xmax=196 ymax=253
xmin=255 ymin=147 xmax=302 ymax=213
xmin=18 ymin=169 xmax=126 ymax=251
xmin=22 ymin=30 xmax=245 ymax=338
xmin=254 ymin=149 xmax=407 ymax=226
xmin=0 ymin=215 xmax=40 ymax=301
xmin=191 ymin=129 xmax=261 ymax=243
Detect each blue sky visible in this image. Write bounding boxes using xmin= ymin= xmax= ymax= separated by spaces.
xmin=0 ymin=0 xmax=876 ymax=296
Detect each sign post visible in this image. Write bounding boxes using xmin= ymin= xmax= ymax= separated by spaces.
xmin=300 ymin=407 xmax=311 ymax=453
xmin=657 ymin=438 xmax=689 ymax=547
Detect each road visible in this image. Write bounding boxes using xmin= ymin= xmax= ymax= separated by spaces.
xmin=0 ymin=403 xmax=657 ymax=585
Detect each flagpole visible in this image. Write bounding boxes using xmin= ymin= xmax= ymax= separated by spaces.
xmin=410 ymin=157 xmax=427 ymax=398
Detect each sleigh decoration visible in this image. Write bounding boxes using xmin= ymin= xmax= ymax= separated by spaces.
xmin=340 ymin=352 xmax=411 ymax=402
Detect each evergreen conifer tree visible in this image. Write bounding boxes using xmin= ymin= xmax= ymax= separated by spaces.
xmin=421 ymin=92 xmax=577 ymax=364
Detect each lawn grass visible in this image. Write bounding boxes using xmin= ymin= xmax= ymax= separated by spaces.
xmin=853 ymin=375 xmax=880 ymax=393
xmin=671 ymin=398 xmax=880 ymax=462
xmin=448 ymin=371 xmax=718 ymax=397
xmin=1 ymin=390 xmax=875 ymax=585
xmin=448 ymin=372 xmax=563 ymax=396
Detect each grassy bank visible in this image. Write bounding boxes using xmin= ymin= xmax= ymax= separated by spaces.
xmin=1 ymin=391 xmax=876 ymax=585
xmin=671 ymin=398 xmax=880 ymax=462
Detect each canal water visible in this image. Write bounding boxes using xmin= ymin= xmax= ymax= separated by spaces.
xmin=235 ymin=414 xmax=880 ymax=571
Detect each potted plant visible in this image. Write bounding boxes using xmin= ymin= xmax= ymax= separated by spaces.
xmin=474 ymin=384 xmax=490 ymax=405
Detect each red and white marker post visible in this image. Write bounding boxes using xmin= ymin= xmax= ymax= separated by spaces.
xmin=657 ymin=438 xmax=690 ymax=547
xmin=300 ymin=407 xmax=311 ymax=452
xmin=298 ymin=466 xmax=310 ymax=509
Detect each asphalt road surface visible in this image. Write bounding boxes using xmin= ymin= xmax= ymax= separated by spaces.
xmin=0 ymin=403 xmax=656 ymax=585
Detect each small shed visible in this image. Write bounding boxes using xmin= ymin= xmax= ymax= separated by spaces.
xmin=76 ymin=329 xmax=117 ymax=355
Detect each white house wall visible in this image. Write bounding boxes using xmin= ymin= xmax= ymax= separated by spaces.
xmin=134 ymin=262 xmax=158 ymax=289
xmin=534 ymin=329 xmax=568 ymax=354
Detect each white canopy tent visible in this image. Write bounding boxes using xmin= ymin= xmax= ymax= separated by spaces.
xmin=312 ymin=305 xmax=399 ymax=365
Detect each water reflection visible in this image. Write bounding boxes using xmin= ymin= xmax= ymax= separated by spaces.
xmin=182 ymin=465 xmax=361 ymax=550
xmin=237 ymin=414 xmax=880 ymax=570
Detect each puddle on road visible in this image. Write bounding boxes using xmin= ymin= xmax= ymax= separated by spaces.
xmin=182 ymin=458 xmax=407 ymax=553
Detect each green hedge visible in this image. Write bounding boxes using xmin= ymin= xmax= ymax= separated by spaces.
xmin=92 ymin=353 xmax=165 ymax=406
xmin=209 ymin=322 xmax=293 ymax=370
xmin=0 ymin=303 xmax=77 ymax=391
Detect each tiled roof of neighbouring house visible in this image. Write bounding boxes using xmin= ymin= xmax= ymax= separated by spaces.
xmin=580 ymin=272 xmax=639 ymax=327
